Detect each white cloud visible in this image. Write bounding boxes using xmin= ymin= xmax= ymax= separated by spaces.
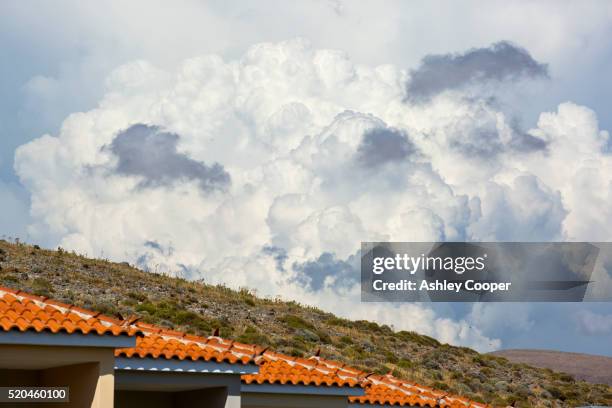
xmin=468 ymin=303 xmax=534 ymax=334
xmin=13 ymin=39 xmax=612 ymax=351
xmin=468 ymin=175 xmax=566 ymax=241
xmin=573 ymin=310 xmax=612 ymax=335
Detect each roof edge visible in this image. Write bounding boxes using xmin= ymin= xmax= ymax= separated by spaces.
xmin=115 ymin=356 xmax=259 ymax=375
xmin=241 ymin=383 xmax=365 ymax=397
xmin=0 ymin=330 xmax=137 ymax=348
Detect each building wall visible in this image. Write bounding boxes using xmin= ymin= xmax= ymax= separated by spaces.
xmin=242 ymin=392 xmax=348 ymax=408
xmin=0 ymin=369 xmax=40 ymax=385
xmin=116 ymin=387 xmax=235 ymax=408
xmin=41 ymin=362 xmax=102 ymax=408
xmin=115 ymin=371 xmax=242 ymax=408
xmin=0 ymin=345 xmax=115 ymax=408
xmin=115 ymin=390 xmax=173 ymax=408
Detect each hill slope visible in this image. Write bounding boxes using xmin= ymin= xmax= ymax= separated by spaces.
xmin=0 ymin=239 xmax=610 ymax=407
xmin=490 ymin=350 xmax=612 ymax=387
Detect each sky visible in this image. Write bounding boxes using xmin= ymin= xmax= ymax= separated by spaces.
xmin=1 ymin=0 xmax=612 ymax=355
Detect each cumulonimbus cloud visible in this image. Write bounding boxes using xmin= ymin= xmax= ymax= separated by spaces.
xmin=13 ymin=39 xmax=611 ymax=351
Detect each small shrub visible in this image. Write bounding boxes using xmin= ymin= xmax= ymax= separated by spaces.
xmin=396 ymin=330 xmax=440 ymax=347
xmin=384 ymin=350 xmax=398 ymax=363
xmin=325 ymin=317 xmax=351 ymax=327
xmin=315 ymin=329 xmax=331 ymax=343
xmin=491 ymin=397 xmax=509 ymax=406
xmin=236 ymin=326 xmax=271 ymax=345
xmin=433 ymin=381 xmax=449 ymax=391
xmin=1 ymin=274 xmax=19 ymax=283
xmin=279 ymin=314 xmax=315 ymax=331
xmin=31 ymin=278 xmax=54 ymax=297
xmin=557 ymin=372 xmax=575 ymax=383
xmin=494 ymin=380 xmax=509 ymax=391
xmin=239 ymin=288 xmax=257 ymax=306
xmin=92 ymin=301 xmax=118 ymax=316
xmin=136 ymin=302 xmax=156 ymax=315
xmin=287 ymin=348 xmax=304 ymax=357
xmin=174 ymin=310 xmax=199 ymax=325
xmin=295 ymin=328 xmax=320 ymax=342
xmin=544 ymin=386 xmax=564 ymax=400
xmin=397 ymin=359 xmax=414 ymax=369
xmin=339 ymin=335 xmax=353 ymax=345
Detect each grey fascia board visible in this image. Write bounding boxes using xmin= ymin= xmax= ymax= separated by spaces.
xmin=115 ymin=356 xmax=259 ymax=375
xmin=0 ymin=330 xmax=136 ymax=348
xmin=241 ymin=383 xmax=365 ymax=397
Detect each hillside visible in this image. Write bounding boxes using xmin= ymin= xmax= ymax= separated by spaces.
xmin=0 ymin=239 xmax=610 ymax=407
xmin=490 ymin=350 xmax=612 ymax=387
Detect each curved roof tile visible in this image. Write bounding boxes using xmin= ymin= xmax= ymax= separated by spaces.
xmin=115 ymin=323 xmax=262 ymax=365
xmin=0 ymin=286 xmax=141 ymax=337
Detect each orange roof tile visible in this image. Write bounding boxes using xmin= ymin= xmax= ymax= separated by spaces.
xmin=351 ymin=383 xmax=438 ymax=407
xmin=115 ymin=323 xmax=262 ymax=365
xmin=350 ymin=374 xmax=490 ymax=408
xmin=0 ymin=286 xmax=141 ymax=337
xmin=242 ymin=352 xmax=364 ymax=387
xmin=241 ymin=353 xmax=489 ymax=407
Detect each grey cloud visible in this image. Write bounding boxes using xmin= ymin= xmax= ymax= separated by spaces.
xmin=144 ymin=240 xmax=174 ymax=257
xmin=406 ymin=41 xmax=548 ymax=102
xmin=108 ymin=124 xmax=230 ymax=191
xmin=135 ymin=252 xmax=153 ymax=272
xmin=450 ymin=127 xmax=504 ymax=157
xmin=450 ymin=120 xmax=547 ymax=157
xmin=263 ymin=245 xmax=288 ymax=272
xmin=292 ymin=252 xmax=358 ymax=292
xmin=137 ymin=240 xmax=173 ymax=271
xmin=144 ymin=240 xmax=163 ymax=252
xmin=508 ymin=121 xmax=548 ymax=152
xmin=355 ymin=127 xmax=416 ymax=167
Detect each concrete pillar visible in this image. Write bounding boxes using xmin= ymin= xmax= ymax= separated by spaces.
xmin=40 ymin=350 xmax=115 ymax=408
xmin=42 ymin=361 xmax=114 ymax=408
xmin=224 ymin=394 xmax=241 ymax=408
xmin=95 ymin=351 xmax=116 ymax=408
xmin=225 ymin=377 xmax=242 ymax=408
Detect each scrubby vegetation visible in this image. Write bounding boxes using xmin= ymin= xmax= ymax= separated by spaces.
xmin=1 ymin=239 xmax=610 ymax=407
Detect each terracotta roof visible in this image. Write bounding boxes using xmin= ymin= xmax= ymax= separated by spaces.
xmin=0 ymin=286 xmax=141 ymax=337
xmin=115 ymin=322 xmax=261 ymax=365
xmin=242 ymin=352 xmax=488 ymax=407
xmin=242 ymin=351 xmax=365 ymax=387
xmin=351 ymin=383 xmax=437 ymax=407
xmin=241 ymin=350 xmax=489 ymax=406
xmin=350 ymin=374 xmax=489 ymax=408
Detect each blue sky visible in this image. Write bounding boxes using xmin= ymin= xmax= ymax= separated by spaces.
xmin=1 ymin=0 xmax=612 ymax=355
